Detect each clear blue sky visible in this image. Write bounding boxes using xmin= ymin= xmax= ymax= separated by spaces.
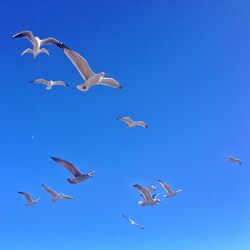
xmin=0 ymin=0 xmax=249 ymax=249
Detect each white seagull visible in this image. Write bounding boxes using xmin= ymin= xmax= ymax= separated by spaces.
xmin=51 ymin=156 xmax=96 ymax=184
xmin=133 ymin=184 xmax=161 ymax=207
xmin=42 ymin=184 xmax=75 ymax=201
xmin=227 ymin=156 xmax=242 ymax=165
xmin=59 ymin=46 xmax=122 ymax=91
xmin=117 ymin=117 xmax=148 ymax=129
xmin=30 ymin=79 xmax=69 ymax=90
xmin=122 ymin=214 xmax=144 ymax=230
xmin=18 ymin=191 xmax=41 ymax=206
xmin=158 ymin=180 xmax=182 ymax=198
xmin=12 ymin=30 xmax=63 ymax=58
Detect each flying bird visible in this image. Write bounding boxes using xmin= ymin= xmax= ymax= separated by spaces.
xmin=133 ymin=184 xmax=161 ymax=206
xmin=42 ymin=184 xmax=75 ymax=201
xmin=51 ymin=156 xmax=96 ymax=184
xmin=18 ymin=191 xmax=41 ymax=206
xmin=122 ymin=214 xmax=144 ymax=230
xmin=117 ymin=117 xmax=148 ymax=129
xmin=227 ymin=156 xmax=242 ymax=165
xmin=158 ymin=180 xmax=182 ymax=198
xmin=58 ymin=46 xmax=122 ymax=91
xmin=30 ymin=79 xmax=69 ymax=90
xmin=12 ymin=30 xmax=63 ymax=58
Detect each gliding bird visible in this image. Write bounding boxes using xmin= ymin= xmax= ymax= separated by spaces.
xmin=227 ymin=156 xmax=242 ymax=165
xmin=18 ymin=191 xmax=41 ymax=206
xmin=12 ymin=30 xmax=63 ymax=58
xmin=51 ymin=156 xmax=96 ymax=184
xmin=133 ymin=184 xmax=161 ymax=206
xmin=158 ymin=180 xmax=182 ymax=198
xmin=122 ymin=214 xmax=144 ymax=230
xmin=59 ymin=46 xmax=122 ymax=91
xmin=117 ymin=117 xmax=148 ymax=129
xmin=30 ymin=79 xmax=69 ymax=90
xmin=42 ymin=184 xmax=75 ymax=201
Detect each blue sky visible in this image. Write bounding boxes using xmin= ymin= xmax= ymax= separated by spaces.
xmin=0 ymin=0 xmax=250 ymax=249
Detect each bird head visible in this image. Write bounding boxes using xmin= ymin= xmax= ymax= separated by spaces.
xmin=176 ymin=189 xmax=183 ymax=194
xmin=101 ymin=72 xmax=108 ymax=77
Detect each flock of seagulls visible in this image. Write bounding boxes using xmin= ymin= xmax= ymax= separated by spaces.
xmin=14 ymin=30 xmax=242 ymax=230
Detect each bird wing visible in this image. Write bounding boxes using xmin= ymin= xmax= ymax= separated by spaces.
xmin=133 ymin=184 xmax=153 ymax=201
xmin=158 ymin=180 xmax=173 ymax=194
xmin=122 ymin=214 xmax=130 ymax=221
xmin=117 ymin=117 xmax=133 ymax=125
xmin=12 ymin=31 xmax=35 ymax=44
xmin=52 ymin=81 xmax=69 ymax=86
xmin=63 ymin=48 xmax=94 ymax=80
xmin=51 ymin=156 xmax=82 ymax=177
xmin=40 ymin=37 xmax=61 ymax=46
xmin=99 ymin=77 xmax=122 ymax=89
xmin=61 ymin=194 xmax=75 ymax=200
xmin=30 ymin=79 xmax=49 ymax=86
xmin=18 ymin=191 xmax=33 ymax=203
xmin=42 ymin=184 xmax=58 ymax=197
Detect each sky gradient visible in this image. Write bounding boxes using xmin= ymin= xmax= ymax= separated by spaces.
xmin=0 ymin=0 xmax=250 ymax=249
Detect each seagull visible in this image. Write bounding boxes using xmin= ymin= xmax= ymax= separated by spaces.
xmin=158 ymin=180 xmax=182 ymax=198
xmin=42 ymin=184 xmax=75 ymax=201
xmin=133 ymin=184 xmax=161 ymax=206
xmin=117 ymin=117 xmax=148 ymax=129
xmin=30 ymin=79 xmax=69 ymax=90
xmin=18 ymin=191 xmax=41 ymax=206
xmin=58 ymin=45 xmax=122 ymax=91
xmin=12 ymin=30 xmax=63 ymax=58
xmin=51 ymin=156 xmax=96 ymax=184
xmin=227 ymin=156 xmax=242 ymax=165
xmin=122 ymin=214 xmax=144 ymax=230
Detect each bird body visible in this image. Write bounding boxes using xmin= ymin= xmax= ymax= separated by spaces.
xmin=18 ymin=191 xmax=41 ymax=206
xmin=12 ymin=30 xmax=63 ymax=58
xmin=117 ymin=117 xmax=148 ymax=129
xmin=51 ymin=156 xmax=95 ymax=184
xmin=158 ymin=180 xmax=182 ymax=198
xmin=133 ymin=184 xmax=161 ymax=206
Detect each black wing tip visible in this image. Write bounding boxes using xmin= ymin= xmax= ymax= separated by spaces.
xmin=51 ymin=156 xmax=59 ymax=161
xmin=30 ymin=80 xmax=35 ymax=83
xmin=57 ymin=41 xmax=71 ymax=50
xmin=145 ymin=125 xmax=149 ymax=128
xmin=67 ymin=178 xmax=75 ymax=184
